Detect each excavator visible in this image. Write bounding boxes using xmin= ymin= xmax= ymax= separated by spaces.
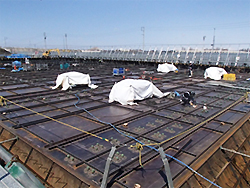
xmin=42 ymin=49 xmax=60 ymax=58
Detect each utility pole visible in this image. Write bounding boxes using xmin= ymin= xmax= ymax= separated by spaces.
xmin=4 ymin=37 xmax=7 ymax=47
xmin=212 ymin=28 xmax=215 ymax=50
xmin=65 ymin=33 xmax=68 ymax=50
xmin=141 ymin=27 xmax=145 ymax=51
xmin=44 ymin=32 xmax=47 ymax=50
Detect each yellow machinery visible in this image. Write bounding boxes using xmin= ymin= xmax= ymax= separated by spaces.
xmin=42 ymin=49 xmax=60 ymax=58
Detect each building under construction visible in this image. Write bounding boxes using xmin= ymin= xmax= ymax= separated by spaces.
xmin=0 ymin=54 xmax=249 ymax=188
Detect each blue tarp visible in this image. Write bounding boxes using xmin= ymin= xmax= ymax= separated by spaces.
xmin=12 ymin=61 xmax=22 ymax=67
xmin=5 ymin=54 xmax=31 ymax=58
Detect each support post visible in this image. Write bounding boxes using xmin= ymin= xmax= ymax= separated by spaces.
xmin=100 ymin=146 xmax=116 ymax=188
xmin=158 ymin=147 xmax=174 ymax=188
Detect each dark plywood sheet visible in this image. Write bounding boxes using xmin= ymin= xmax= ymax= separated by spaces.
xmin=117 ymin=115 xmax=171 ymax=136
xmin=119 ymin=148 xmax=195 ymax=188
xmin=210 ymin=99 xmax=235 ymax=108
xmin=195 ymin=96 xmax=218 ymax=105
xmin=174 ymin=128 xmax=222 ymax=156
xmin=144 ymin=121 xmax=192 ymax=142
xmin=12 ymin=87 xmax=47 ymax=94
xmin=204 ymin=92 xmax=229 ymax=99
xmin=139 ymin=97 xmax=174 ymax=107
xmin=27 ymin=115 xmax=104 ymax=142
xmin=215 ymin=110 xmax=246 ymax=124
xmin=81 ymin=106 xmax=140 ymax=124
xmin=0 ymin=91 xmax=15 ymax=97
xmin=154 ymin=109 xmax=185 ymax=120
xmin=204 ymin=121 xmax=231 ymax=133
xmin=231 ymin=102 xmax=250 ymax=113
xmin=191 ymin=106 xmax=221 ymax=118
xmin=168 ymin=104 xmax=202 ymax=114
xmin=0 ymin=84 xmax=29 ymax=90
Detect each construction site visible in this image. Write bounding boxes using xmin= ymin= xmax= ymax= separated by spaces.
xmin=0 ymin=49 xmax=249 ymax=188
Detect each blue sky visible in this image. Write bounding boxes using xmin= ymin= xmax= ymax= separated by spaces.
xmin=0 ymin=0 xmax=249 ymax=49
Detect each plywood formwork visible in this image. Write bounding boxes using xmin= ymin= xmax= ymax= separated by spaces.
xmin=0 ymin=59 xmax=249 ymax=188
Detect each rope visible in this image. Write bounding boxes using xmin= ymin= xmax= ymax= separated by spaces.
xmin=141 ymin=94 xmax=246 ymax=147
xmin=0 ymin=96 xmax=7 ymax=107
xmin=0 ymin=96 xmax=109 ymax=142
xmin=130 ymin=143 xmax=143 ymax=167
xmin=74 ymin=92 xmax=222 ymax=188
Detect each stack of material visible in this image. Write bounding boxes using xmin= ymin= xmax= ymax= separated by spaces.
xmin=52 ymin=72 xmax=98 ymax=90
xmin=204 ymin=67 xmax=228 ymax=80
xmin=109 ymin=79 xmax=169 ymax=105
xmin=157 ymin=63 xmax=178 ymax=73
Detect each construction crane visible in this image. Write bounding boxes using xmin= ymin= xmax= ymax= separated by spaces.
xmin=42 ymin=49 xmax=60 ymax=58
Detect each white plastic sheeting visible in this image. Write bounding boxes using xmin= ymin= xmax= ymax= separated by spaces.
xmin=157 ymin=63 xmax=178 ymax=73
xmin=204 ymin=67 xmax=228 ymax=80
xmin=109 ymin=79 xmax=169 ymax=105
xmin=52 ymin=72 xmax=98 ymax=90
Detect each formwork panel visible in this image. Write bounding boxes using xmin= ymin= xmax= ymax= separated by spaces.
xmin=47 ymin=163 xmax=83 ymax=188
xmin=50 ymin=99 xmax=79 ymax=108
xmin=154 ymin=109 xmax=185 ymax=120
xmin=168 ymin=104 xmax=202 ymax=114
xmin=12 ymin=87 xmax=47 ymax=94
xmin=216 ymin=164 xmax=239 ymax=188
xmin=87 ymin=143 xmax=151 ymax=176
xmin=232 ymin=128 xmax=248 ymax=149
xmin=139 ymin=97 xmax=174 ymax=107
xmin=27 ymin=115 xmax=104 ymax=143
xmin=81 ymin=106 xmax=140 ymax=124
xmin=64 ymin=101 xmax=106 ymax=113
xmin=26 ymin=149 xmax=53 ymax=180
xmin=210 ymin=99 xmax=237 ymax=109
xmin=179 ymin=114 xmax=205 ymax=125
xmin=117 ymin=115 xmax=171 ymax=136
xmin=11 ymin=109 xmax=68 ymax=125
xmin=195 ymin=96 xmax=218 ymax=105
xmin=144 ymin=121 xmax=192 ymax=142
xmin=225 ymin=94 xmax=243 ymax=101
xmin=63 ymin=129 xmax=134 ymax=162
xmin=4 ymin=105 xmax=56 ymax=118
xmin=204 ymin=91 xmax=229 ymax=99
xmin=175 ymin=87 xmax=204 ymax=95
xmin=0 ymin=91 xmax=15 ymax=97
xmin=9 ymin=139 xmax=32 ymax=163
xmin=182 ymin=176 xmax=202 ymax=188
xmin=231 ymin=102 xmax=250 ymax=112
xmin=215 ymin=111 xmax=245 ymax=124
xmin=119 ymin=148 xmax=195 ymax=188
xmin=0 ymin=84 xmax=30 ymax=90
xmin=174 ymin=128 xmax=221 ymax=156
xmin=206 ymin=149 xmax=228 ymax=178
xmin=120 ymin=103 xmax=155 ymax=112
xmin=191 ymin=106 xmax=221 ymax=118
xmin=197 ymin=162 xmax=216 ymax=186
xmin=204 ymin=121 xmax=231 ymax=133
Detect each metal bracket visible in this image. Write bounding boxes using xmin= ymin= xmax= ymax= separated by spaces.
xmin=158 ymin=147 xmax=174 ymax=188
xmin=220 ymin=146 xmax=250 ymax=158
xmin=100 ymin=146 xmax=116 ymax=188
xmin=0 ymin=136 xmax=18 ymax=144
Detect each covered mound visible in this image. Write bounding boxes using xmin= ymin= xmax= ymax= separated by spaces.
xmin=109 ymin=79 xmax=169 ymax=105
xmin=52 ymin=71 xmax=98 ymax=90
xmin=157 ymin=63 xmax=178 ymax=73
xmin=204 ymin=67 xmax=228 ymax=80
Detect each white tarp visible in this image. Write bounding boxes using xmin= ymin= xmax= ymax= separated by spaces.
xmin=157 ymin=63 xmax=178 ymax=73
xmin=109 ymin=79 xmax=169 ymax=105
xmin=204 ymin=67 xmax=228 ymax=80
xmin=52 ymin=72 xmax=98 ymax=90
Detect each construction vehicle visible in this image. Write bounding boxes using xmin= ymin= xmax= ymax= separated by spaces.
xmin=42 ymin=49 xmax=60 ymax=58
